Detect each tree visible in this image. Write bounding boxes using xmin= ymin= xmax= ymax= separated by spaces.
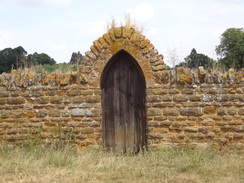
xmin=176 ymin=48 xmax=214 ymax=69
xmin=216 ymin=28 xmax=244 ymax=70
xmin=0 ymin=46 xmax=27 ymax=73
xmin=26 ymin=52 xmax=56 ymax=66
xmin=69 ymin=51 xmax=83 ymax=64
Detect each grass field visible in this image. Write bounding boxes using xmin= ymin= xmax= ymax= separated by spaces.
xmin=0 ymin=144 xmax=243 ymax=183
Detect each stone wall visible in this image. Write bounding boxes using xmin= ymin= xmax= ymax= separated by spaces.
xmin=0 ymin=26 xmax=243 ymax=150
xmin=146 ymin=67 xmax=244 ymax=150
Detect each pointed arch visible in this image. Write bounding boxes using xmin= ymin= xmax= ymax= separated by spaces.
xmin=84 ymin=27 xmax=166 ymax=89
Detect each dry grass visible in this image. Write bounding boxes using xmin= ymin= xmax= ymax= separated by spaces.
xmin=0 ymin=144 xmax=243 ymax=183
xmin=107 ymin=13 xmax=144 ymax=34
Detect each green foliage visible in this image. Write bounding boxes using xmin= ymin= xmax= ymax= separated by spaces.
xmin=176 ymin=48 xmax=215 ymax=69
xmin=216 ymin=28 xmax=244 ymax=70
xmin=0 ymin=46 xmax=27 ymax=73
xmin=69 ymin=51 xmax=83 ymax=64
xmin=26 ymin=52 xmax=56 ymax=66
xmin=0 ymin=46 xmax=57 ymax=73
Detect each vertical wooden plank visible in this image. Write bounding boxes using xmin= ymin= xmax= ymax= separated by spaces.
xmin=114 ymin=58 xmax=125 ymax=153
xmin=125 ymin=62 xmax=135 ymax=153
xmin=119 ymin=57 xmax=127 ymax=153
xmin=105 ymin=70 xmax=115 ymax=152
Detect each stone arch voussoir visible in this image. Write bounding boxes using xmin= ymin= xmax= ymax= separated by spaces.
xmin=83 ymin=26 xmax=166 ymax=88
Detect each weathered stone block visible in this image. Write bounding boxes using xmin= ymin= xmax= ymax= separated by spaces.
xmin=203 ymin=106 xmax=216 ymax=114
xmin=147 ymin=108 xmax=163 ymax=116
xmin=151 ymin=65 xmax=166 ymax=71
xmin=154 ymin=116 xmax=167 ymax=121
xmin=222 ymin=115 xmax=232 ymax=121
xmin=180 ymin=107 xmax=203 ymax=116
xmin=182 ymin=88 xmax=194 ymax=95
xmin=72 ymin=96 xmax=84 ymax=103
xmin=114 ymin=27 xmax=122 ymax=38
xmin=198 ymin=127 xmax=210 ymax=134
xmin=91 ymin=108 xmax=101 ymax=117
xmin=161 ymin=95 xmax=172 ymax=102
xmin=152 ymin=102 xmax=175 ymax=108
xmin=207 ymin=132 xmax=215 ymax=138
xmin=144 ymin=43 xmax=154 ymax=53
xmin=12 ymin=110 xmax=25 ymax=118
xmin=71 ymin=109 xmax=86 ymax=117
xmin=108 ymin=29 xmax=116 ymax=41
xmin=149 ymin=133 xmax=164 ymax=139
xmin=148 ymin=121 xmax=160 ymax=127
xmin=161 ymin=70 xmax=170 ymax=84
xmin=98 ymin=37 xmax=108 ymax=48
xmin=86 ymin=95 xmax=100 ymax=103
xmin=49 ymin=110 xmax=61 ymax=117
xmin=189 ymin=95 xmax=202 ymax=102
xmin=80 ymin=90 xmax=93 ymax=96
xmin=7 ymin=128 xmax=18 ymax=135
xmin=215 ymin=94 xmax=229 ymax=102
xmin=151 ymin=88 xmax=167 ymax=95
xmin=80 ymin=127 xmax=94 ymax=134
xmin=89 ymin=122 xmax=100 ymax=127
xmin=50 ymin=96 xmax=63 ymax=104
xmin=238 ymin=108 xmax=244 ymax=115
xmin=30 ymin=90 xmax=44 ymax=97
xmin=0 ymin=90 xmax=9 ymax=97
xmin=56 ymin=90 xmax=67 ymax=96
xmin=147 ymin=95 xmax=162 ymax=103
xmin=184 ymin=127 xmax=198 ymax=133
xmin=227 ymin=108 xmax=237 ymax=115
xmin=36 ymin=109 xmax=47 ymax=118
xmin=93 ymin=40 xmax=103 ymax=51
xmin=175 ymin=116 xmax=187 ymax=121
xmin=233 ymin=133 xmax=243 ymax=139
xmin=173 ymin=95 xmax=188 ymax=102
xmin=234 ymin=125 xmax=244 ymax=132
xmin=217 ymin=108 xmax=226 ymax=115
xmin=0 ymin=98 xmax=5 ymax=105
xmin=140 ymin=39 xmax=150 ymax=48
xmin=103 ymin=33 xmax=111 ymax=44
xmin=85 ymin=51 xmax=96 ymax=60
xmin=202 ymin=95 xmax=213 ymax=102
xmin=6 ymin=97 xmax=25 ymax=105
xmin=36 ymin=96 xmax=49 ymax=104
xmin=163 ymin=108 xmax=179 ymax=116
xmin=26 ymin=110 xmax=36 ymax=118
xmin=201 ymin=118 xmax=215 ymax=126
xmin=45 ymin=90 xmax=56 ymax=96
xmin=62 ymin=110 xmax=71 ymax=117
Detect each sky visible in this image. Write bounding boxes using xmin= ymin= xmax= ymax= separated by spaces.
xmin=0 ymin=0 xmax=243 ymax=66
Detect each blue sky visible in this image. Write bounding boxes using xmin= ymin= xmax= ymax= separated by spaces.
xmin=0 ymin=0 xmax=243 ymax=66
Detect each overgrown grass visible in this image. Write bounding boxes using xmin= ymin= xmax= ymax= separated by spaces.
xmin=0 ymin=144 xmax=243 ymax=183
xmin=30 ymin=63 xmax=78 ymax=73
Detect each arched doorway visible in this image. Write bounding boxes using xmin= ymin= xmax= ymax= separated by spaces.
xmin=101 ymin=50 xmax=147 ymax=153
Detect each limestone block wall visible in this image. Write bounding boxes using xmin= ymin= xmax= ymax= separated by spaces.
xmin=0 ymin=76 xmax=102 ymax=150
xmin=0 ymin=67 xmax=243 ymax=150
xmin=146 ymin=69 xmax=244 ymax=150
xmin=0 ymin=26 xmax=243 ymax=150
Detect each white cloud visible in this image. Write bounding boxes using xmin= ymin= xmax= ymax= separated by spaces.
xmin=50 ymin=43 xmax=68 ymax=52
xmin=10 ymin=0 xmax=74 ymax=7
xmin=0 ymin=29 xmax=18 ymax=49
xmin=126 ymin=3 xmax=155 ymax=21
xmin=64 ymin=21 xmax=107 ymax=37
xmin=147 ymin=28 xmax=159 ymax=35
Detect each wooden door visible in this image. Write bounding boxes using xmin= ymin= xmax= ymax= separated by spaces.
xmin=101 ymin=50 xmax=146 ymax=153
